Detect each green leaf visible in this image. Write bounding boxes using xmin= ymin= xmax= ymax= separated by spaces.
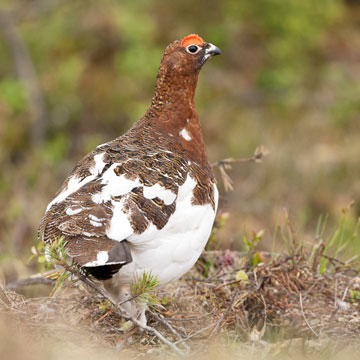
xmin=235 ymin=270 xmax=249 ymax=283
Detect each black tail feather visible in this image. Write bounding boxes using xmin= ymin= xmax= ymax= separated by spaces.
xmin=84 ymin=240 xmax=132 ymax=280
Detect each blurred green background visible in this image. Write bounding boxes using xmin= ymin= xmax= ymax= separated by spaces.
xmin=0 ymin=0 xmax=359 ymax=282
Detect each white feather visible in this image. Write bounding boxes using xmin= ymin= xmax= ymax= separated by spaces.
xmin=90 ymin=220 xmax=103 ymax=227
xmin=91 ymin=193 xmax=103 ymax=204
xmin=46 ymin=175 xmax=95 ymax=212
xmin=98 ymin=164 xmax=141 ymax=202
xmin=46 ymin=152 xmax=106 ymax=212
xmin=89 ymin=214 xmax=105 ymax=222
xmin=90 ymin=153 xmax=106 ymax=175
xmin=179 ymin=128 xmax=191 ymax=141
xmin=143 ymin=183 xmax=176 ymax=205
xmin=106 ymin=196 xmax=135 ymax=241
xmin=84 ymin=251 xmax=109 ymax=267
xmin=65 ymin=207 xmax=83 ymax=215
xmin=213 ymin=183 xmax=219 ymax=213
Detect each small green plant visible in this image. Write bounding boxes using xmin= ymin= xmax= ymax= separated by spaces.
xmin=47 ymin=236 xmax=64 ymax=260
xmin=131 ymin=271 xmax=163 ymax=306
xmin=30 ymin=236 xmax=84 ymax=295
xmin=29 ymin=236 xmax=68 ymax=266
xmin=48 ymin=269 xmax=71 ymax=296
xmin=242 ymin=229 xmax=265 ymax=266
xmin=349 ymin=290 xmax=360 ymax=303
xmin=98 ymin=300 xmax=112 ymax=312
xmin=28 ymin=241 xmax=48 ymax=266
xmin=45 ymin=236 xmax=77 ymax=295
xmin=276 ymin=210 xmax=301 ymax=256
xmin=316 ymin=205 xmax=360 ymax=274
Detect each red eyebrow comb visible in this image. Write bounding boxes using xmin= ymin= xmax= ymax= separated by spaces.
xmin=181 ymin=34 xmax=204 ymax=47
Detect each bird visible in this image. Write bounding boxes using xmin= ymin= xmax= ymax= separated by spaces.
xmin=38 ymin=34 xmax=221 ymax=323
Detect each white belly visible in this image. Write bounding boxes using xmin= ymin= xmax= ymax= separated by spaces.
xmin=112 ymin=177 xmax=218 ymax=286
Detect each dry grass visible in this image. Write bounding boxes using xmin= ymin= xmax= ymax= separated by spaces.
xmin=1 ymin=249 xmax=360 ymax=359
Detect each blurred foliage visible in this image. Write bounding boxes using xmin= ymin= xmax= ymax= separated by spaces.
xmin=0 ymin=0 xmax=360 ymax=280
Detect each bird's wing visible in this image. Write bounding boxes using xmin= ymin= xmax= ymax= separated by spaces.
xmin=38 ymin=144 xmax=194 ymax=270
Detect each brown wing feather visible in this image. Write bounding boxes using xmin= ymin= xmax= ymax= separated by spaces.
xmin=39 ymin=124 xmax=215 ymax=270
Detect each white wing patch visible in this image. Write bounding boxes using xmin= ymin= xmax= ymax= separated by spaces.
xmin=90 ymin=153 xmax=106 ymax=175
xmin=90 ymin=161 xmax=177 ymax=206
xmin=143 ymin=183 xmax=176 ymax=205
xmin=65 ymin=207 xmax=83 ymax=215
xmin=89 ymin=214 xmax=105 ymax=222
xmin=45 ymin=152 xmax=106 ymax=212
xmin=177 ymin=175 xmax=196 ymax=202
xmin=89 ymin=214 xmax=106 ymax=228
xmin=97 ymin=165 xmax=141 ymax=203
xmin=46 ymin=175 xmax=95 ymax=212
xmin=84 ymin=251 xmax=109 ymax=267
xmin=106 ymin=197 xmax=135 ymax=241
xmin=45 ymin=152 xmax=215 ymax=258
xmin=90 ymin=220 xmax=103 ymax=227
xmin=124 ymin=174 xmax=197 ymax=247
xmin=91 ymin=193 xmax=103 ymax=204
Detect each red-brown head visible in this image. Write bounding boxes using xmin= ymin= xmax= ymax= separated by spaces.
xmin=158 ymin=34 xmax=221 ymax=78
xmin=151 ymin=34 xmax=221 ymax=111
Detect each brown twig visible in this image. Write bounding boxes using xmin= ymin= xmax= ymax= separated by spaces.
xmin=311 ymin=240 xmax=325 ymax=272
xmin=207 ymin=289 xmax=240 ymax=338
xmin=151 ymin=312 xmax=190 ymax=352
xmin=174 ymin=322 xmax=217 ymax=345
xmin=299 ymin=292 xmax=318 ymax=337
xmin=60 ymin=262 xmax=185 ymax=356
xmin=6 ymin=277 xmax=54 ymax=290
xmin=6 ymin=270 xmax=59 ymax=290
xmin=211 ymin=145 xmax=269 ymax=191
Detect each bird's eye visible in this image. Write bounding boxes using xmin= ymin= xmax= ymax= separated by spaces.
xmin=186 ymin=44 xmax=201 ymax=54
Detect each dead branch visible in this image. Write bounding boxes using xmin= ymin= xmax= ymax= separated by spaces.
xmin=311 ymin=240 xmax=325 ymax=272
xmin=207 ymin=289 xmax=240 ymax=338
xmin=6 ymin=277 xmax=54 ymax=290
xmin=174 ymin=322 xmax=217 ymax=345
xmin=150 ymin=312 xmax=190 ymax=352
xmin=60 ymin=262 xmax=186 ymax=356
xmin=5 ymin=270 xmax=59 ymax=290
xmin=212 ymin=145 xmax=269 ymax=191
xmin=299 ymin=292 xmax=318 ymax=337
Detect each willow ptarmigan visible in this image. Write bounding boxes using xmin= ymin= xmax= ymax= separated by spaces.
xmin=39 ymin=34 xmax=221 ymax=322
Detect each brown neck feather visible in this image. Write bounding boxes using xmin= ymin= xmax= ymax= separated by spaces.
xmin=142 ymin=68 xmax=208 ymax=163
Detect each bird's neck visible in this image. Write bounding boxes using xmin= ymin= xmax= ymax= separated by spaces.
xmin=147 ymin=72 xmax=199 ymax=127
xmin=142 ymin=74 xmax=208 ymax=163
xmin=151 ymin=72 xmax=198 ymax=108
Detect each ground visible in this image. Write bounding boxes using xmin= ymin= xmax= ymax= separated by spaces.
xmin=1 ymin=248 xmax=360 ymax=359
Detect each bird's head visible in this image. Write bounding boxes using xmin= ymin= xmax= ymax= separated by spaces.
xmin=150 ymin=35 xmax=221 ymax=112
xmin=158 ymin=34 xmax=222 ymax=79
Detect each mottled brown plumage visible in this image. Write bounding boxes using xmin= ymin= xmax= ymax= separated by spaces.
xmin=39 ymin=35 xmax=221 ymax=289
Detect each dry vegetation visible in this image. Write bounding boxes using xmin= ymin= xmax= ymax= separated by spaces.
xmin=2 ymin=245 xmax=360 ymax=359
